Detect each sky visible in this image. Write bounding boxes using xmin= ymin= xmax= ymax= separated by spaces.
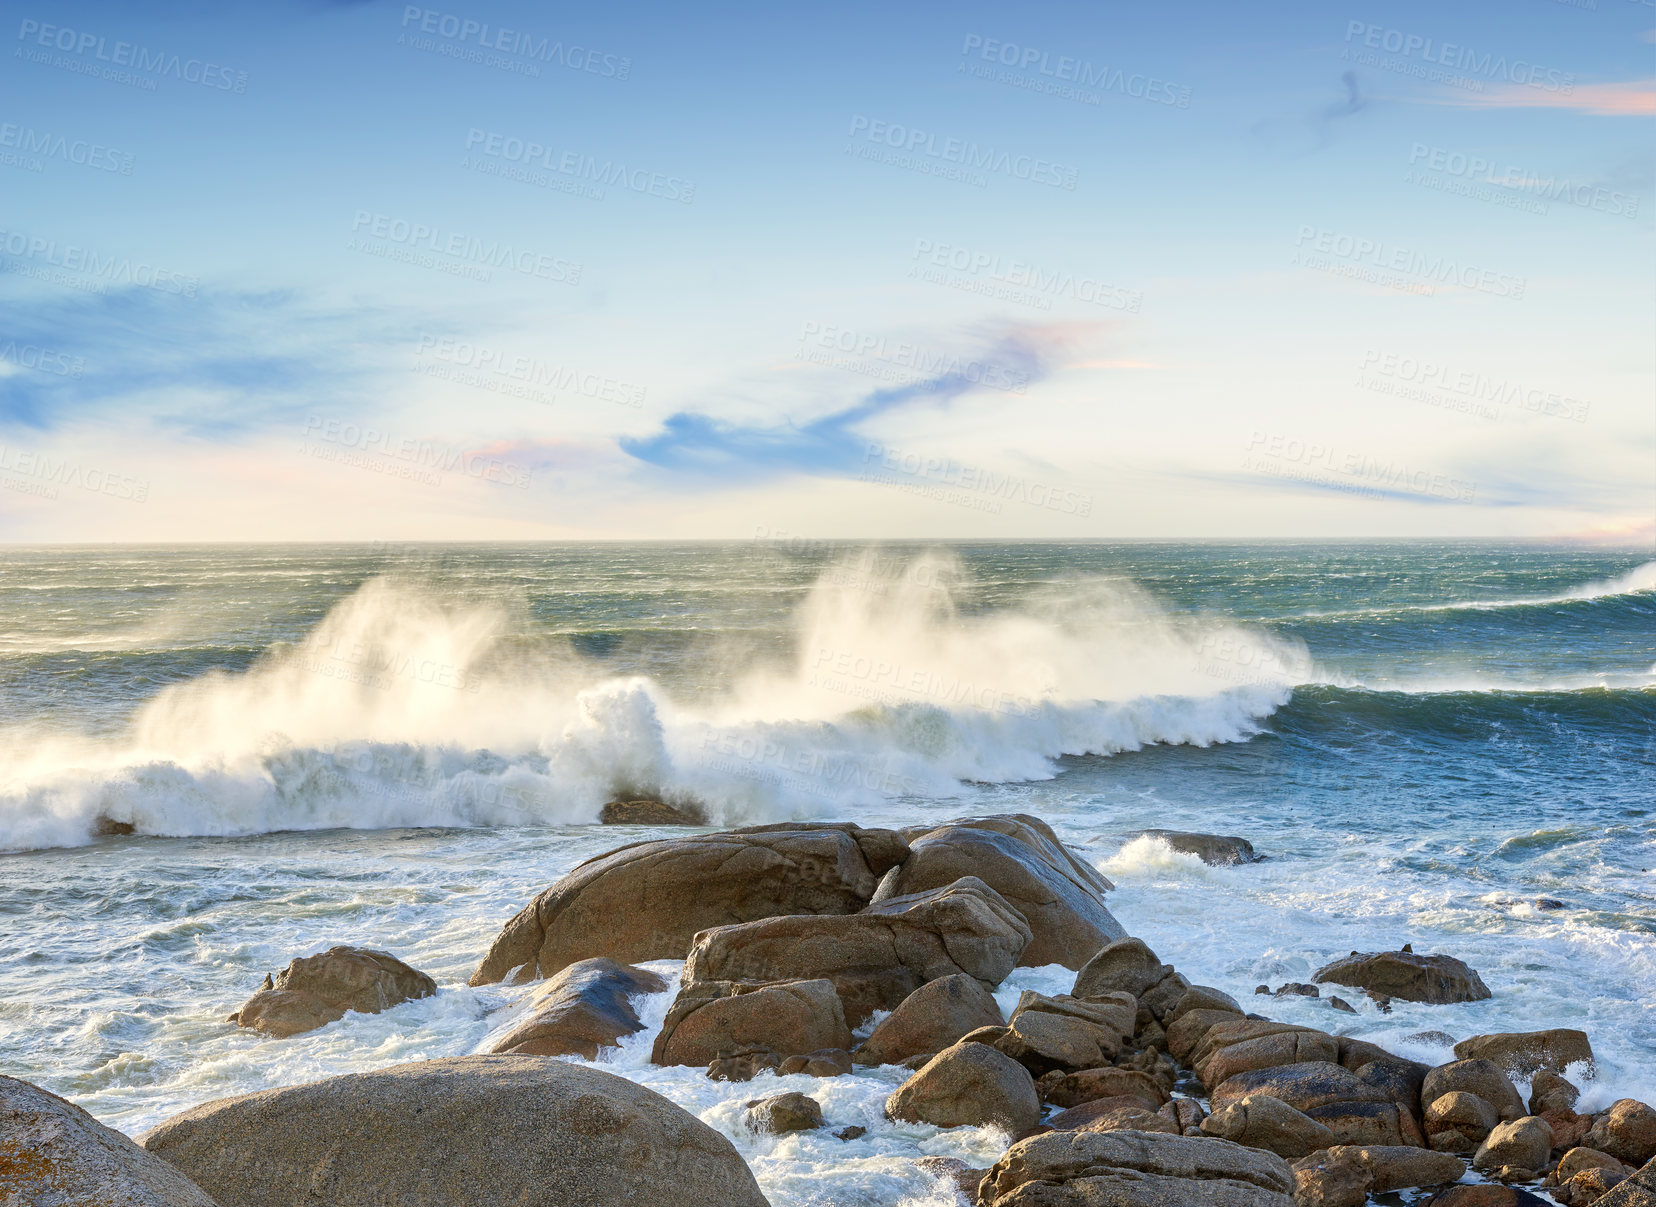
xmin=0 ymin=0 xmax=1652 ymax=543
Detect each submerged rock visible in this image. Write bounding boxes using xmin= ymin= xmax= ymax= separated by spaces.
xmin=1313 ymin=949 xmax=1491 ymax=1004
xmin=140 ymin=1056 xmax=770 ymax=1207
xmin=1126 ymin=829 xmax=1261 ymax=865
xmin=228 ymin=946 xmax=435 ymax=1038
xmin=486 ymin=958 xmax=666 ymax=1058
xmin=743 ymin=1091 xmax=822 ymax=1134
xmin=0 ymin=1075 xmax=223 ymax=1207
xmin=598 ymin=798 xmax=706 ymax=825
xmin=1454 ymin=1029 xmax=1594 ymax=1078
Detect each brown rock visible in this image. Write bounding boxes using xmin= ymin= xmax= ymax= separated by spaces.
xmin=1047 ymin=1096 xmax=1173 ymax=1131
xmin=1423 ymin=1188 xmax=1553 ymax=1206
xmin=1190 ymin=1021 xmax=1327 ymax=1085
xmin=1172 ymin=984 xmax=1245 ymax=1021
xmin=874 ymin=815 xmax=1124 ymax=968
xmin=1167 ymin=1007 xmax=1247 ymax=1066
xmin=0 ymin=1075 xmax=223 ymax=1207
xmin=744 ymin=1091 xmax=822 ymax=1134
xmin=994 ymin=1011 xmax=1107 ymax=1077
xmin=1210 ymin=1061 xmax=1392 ymax=1116
xmin=1595 ymin=1153 xmax=1656 ymax=1206
xmin=1422 ymin=1060 xmax=1527 ymax=1121
xmin=778 ymin=1048 xmax=853 ymax=1077
xmin=1125 ymin=829 xmax=1260 ymax=866
xmin=1313 ymin=950 xmax=1491 ymax=1004
xmin=599 ymin=798 xmax=706 ymax=825
xmin=469 ymin=824 xmax=899 ymax=985
xmin=978 ymin=1129 xmax=1295 ymax=1206
xmin=140 ymin=1056 xmax=769 ymax=1207
xmin=1010 ymin=990 xmax=1135 ymax=1043
xmin=960 ymin=1025 xmax=1010 ymax=1047
xmin=228 ymin=946 xmax=436 ymax=1038
xmin=653 ymin=978 xmax=851 ymax=1066
xmin=1305 ymin=1099 xmax=1416 ymax=1147
xmin=1555 ymin=1167 xmax=1631 ymax=1205
xmin=853 ymin=973 xmax=1003 ymax=1067
xmin=914 ymin=1155 xmax=988 ymax=1202
xmin=1291 ymin=1147 xmax=1374 ymax=1207
xmin=1425 ymin=1091 xmax=1501 ymax=1153
xmin=834 ymin=1125 xmax=866 ymax=1141
xmin=1161 ymin=1097 xmax=1208 ymax=1132
xmin=1200 ymin=1029 xmax=1341 ymax=1089
xmin=486 ymin=958 xmax=666 ymax=1058
xmin=885 ymin=1040 xmax=1041 ymax=1134
xmin=681 ymin=876 xmax=1032 ymax=1024
xmin=1141 ymin=970 xmax=1195 ymax=1024
xmin=1559 ymin=1148 xmax=1634 ymax=1181
xmin=1547 ymin=1108 xmax=1594 ymax=1151
xmin=707 ymin=1048 xmax=781 ymax=1081
xmin=1337 ymin=1038 xmax=1399 ymax=1072
xmin=1037 ymin=1066 xmax=1168 ymax=1110
xmin=1332 ymin=1144 xmax=1466 ymax=1191
xmin=1531 ymin=1070 xmax=1581 ymax=1115
xmin=1475 ymin=1116 xmax=1554 ymax=1173
xmin=1454 ymin=1030 xmax=1595 ymax=1078
xmin=1587 ymin=1102 xmax=1656 ymax=1168
xmin=1071 ymin=937 xmax=1171 ymax=1000
xmin=1201 ymin=1093 xmax=1337 ymax=1159
xmin=1067 ymin=1105 xmax=1182 ymax=1136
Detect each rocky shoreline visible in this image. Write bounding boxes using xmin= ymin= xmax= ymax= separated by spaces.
xmin=5 ymin=814 xmax=1653 ymax=1206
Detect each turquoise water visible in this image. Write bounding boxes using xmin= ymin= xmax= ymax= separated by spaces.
xmin=0 ymin=541 xmax=1651 ymax=1204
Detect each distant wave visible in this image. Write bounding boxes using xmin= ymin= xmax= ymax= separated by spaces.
xmin=0 ymin=555 xmax=1308 ymax=852
xmin=1293 ymin=559 xmax=1656 ymax=621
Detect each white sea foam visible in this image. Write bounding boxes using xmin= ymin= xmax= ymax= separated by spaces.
xmin=0 ymin=555 xmax=1309 ymax=852
xmin=1294 ymin=558 xmax=1656 ymax=621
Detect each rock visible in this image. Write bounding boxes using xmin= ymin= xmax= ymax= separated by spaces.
xmin=1161 ymin=1097 xmax=1209 ymax=1132
xmin=470 ymin=823 xmax=903 ymax=985
xmin=1141 ymin=970 xmax=1194 ymax=1024
xmin=652 ymin=978 xmax=851 ymax=1066
xmin=599 ymin=798 xmax=706 ymax=825
xmin=1291 ymin=1147 xmax=1374 ymax=1207
xmin=1548 ymin=1108 xmax=1595 ymax=1151
xmin=885 ymin=1040 xmax=1041 ymax=1134
xmin=978 ymin=1128 xmax=1295 ymax=1206
xmin=1333 ymin=1144 xmax=1466 ymax=1191
xmin=1454 ymin=1030 xmax=1595 ymax=1078
xmin=1426 ymin=1091 xmax=1502 ymax=1153
xmin=1125 ymin=829 xmax=1261 ymax=866
xmin=1011 ymin=990 xmax=1136 ymax=1043
xmin=0 ymin=1075 xmax=223 ymax=1207
xmin=1199 ymin=1028 xmax=1341 ymax=1089
xmin=1210 ymin=1061 xmax=1393 ymax=1115
xmin=834 ymin=1125 xmax=866 ymax=1141
xmin=1072 ymin=937 xmax=1170 ymax=1000
xmin=914 ymin=1155 xmax=988 ymax=1202
xmin=1596 ymin=1154 xmax=1656 ymax=1206
xmin=1168 ymin=1008 xmax=1247 ymax=1065
xmin=1423 ymin=1188 xmax=1554 ymax=1206
xmin=228 ymin=946 xmax=436 ymax=1038
xmin=994 ymin=1011 xmax=1107 ymax=1077
xmin=874 ymin=816 xmax=1123 ymax=968
xmin=1173 ymin=985 xmax=1245 ymax=1021
xmin=1423 ymin=1060 xmax=1527 ymax=1122
xmin=1337 ymin=1038 xmax=1397 ymax=1072
xmin=682 ymin=876 xmax=1032 ymax=1024
xmin=486 ymin=958 xmax=666 ymax=1057
xmin=1330 ymin=997 xmax=1357 ymax=1014
xmin=707 ymin=1047 xmax=781 ymax=1081
xmin=1275 ymin=982 xmax=1320 ymax=998
xmin=853 ymin=973 xmax=1003 ymax=1066
xmin=1313 ymin=950 xmax=1491 ymax=1005
xmin=1559 ymin=1148 xmax=1633 ymax=1181
xmin=1556 ymin=1167 xmax=1632 ymax=1205
xmin=1534 ymin=898 xmax=1567 ymax=910
xmin=1306 ymin=1099 xmax=1419 ymax=1147
xmin=1588 ymin=1101 xmax=1656 ymax=1167
xmin=1038 ymin=1067 xmax=1168 ymax=1110
xmin=1408 ymin=1031 xmax=1461 ymax=1049
xmin=961 ymin=1025 xmax=1010 ymax=1047
xmin=777 ymin=1048 xmax=853 ymax=1077
xmin=1201 ymin=1093 xmax=1337 ymax=1158
xmin=1531 ymin=1069 xmax=1581 ymax=1115
xmin=1190 ymin=1021 xmax=1330 ymax=1086
xmin=1062 ymin=1105 xmax=1182 ymax=1137
xmin=744 ymin=1091 xmax=822 ymax=1134
xmin=140 ymin=1056 xmax=769 ymax=1207
xmin=1355 ymin=1057 xmax=1429 ymax=1122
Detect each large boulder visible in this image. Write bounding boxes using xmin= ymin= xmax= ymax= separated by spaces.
xmin=140 ymin=1056 xmax=769 ymax=1207
xmin=1291 ymin=1148 xmax=1372 ymax=1207
xmin=993 ymin=1011 xmax=1109 ymax=1077
xmin=1038 ymin=1067 xmax=1168 ymax=1111
xmin=1473 ymin=1116 xmax=1554 ymax=1173
xmin=485 ymin=958 xmax=666 ymax=1057
xmin=1168 ymin=1007 xmax=1247 ymax=1066
xmin=681 ymin=876 xmax=1031 ymax=1023
xmin=1596 ymin=1154 xmax=1656 ymax=1206
xmin=876 ymin=815 xmax=1123 ymax=968
xmin=1198 ymin=1028 xmax=1341 ymax=1089
xmin=1313 ymin=950 xmax=1491 ymax=1004
xmin=1421 ymin=1060 xmax=1526 ymax=1121
xmin=884 ymin=1040 xmax=1041 ymax=1134
xmin=1210 ymin=1061 xmax=1392 ymax=1115
xmin=0 ymin=1075 xmax=222 ymax=1207
xmin=1333 ymin=1144 xmax=1466 ymax=1191
xmin=1454 ymin=1029 xmax=1594 ymax=1077
xmin=1126 ymin=829 xmax=1260 ymax=866
xmin=978 ymin=1128 xmax=1295 ymax=1206
xmin=1201 ymin=1093 xmax=1337 ymax=1158
xmin=651 ymin=978 xmax=851 ymax=1066
xmin=469 ymin=823 xmax=905 ymax=985
xmin=1587 ymin=1100 xmax=1656 ymax=1168
xmin=853 ymin=973 xmax=1003 ymax=1066
xmin=228 ymin=946 xmax=436 ymax=1037
xmin=1072 ymin=937 xmax=1169 ymax=1000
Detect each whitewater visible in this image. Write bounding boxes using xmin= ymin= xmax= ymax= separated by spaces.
xmin=0 ymin=540 xmax=1651 ymax=1206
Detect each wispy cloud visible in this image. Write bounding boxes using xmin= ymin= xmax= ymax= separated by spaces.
xmin=1431 ymin=80 xmax=1656 ymax=117
xmin=619 ymin=322 xmax=1089 ymax=481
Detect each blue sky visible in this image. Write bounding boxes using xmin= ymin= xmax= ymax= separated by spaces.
xmin=1 ymin=0 xmax=1651 ymax=541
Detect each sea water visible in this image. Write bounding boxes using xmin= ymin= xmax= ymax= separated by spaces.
xmin=0 ymin=541 xmax=1651 ymax=1205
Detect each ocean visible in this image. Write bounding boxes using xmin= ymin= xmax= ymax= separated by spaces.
xmin=1 ymin=541 xmax=1651 ymax=1205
